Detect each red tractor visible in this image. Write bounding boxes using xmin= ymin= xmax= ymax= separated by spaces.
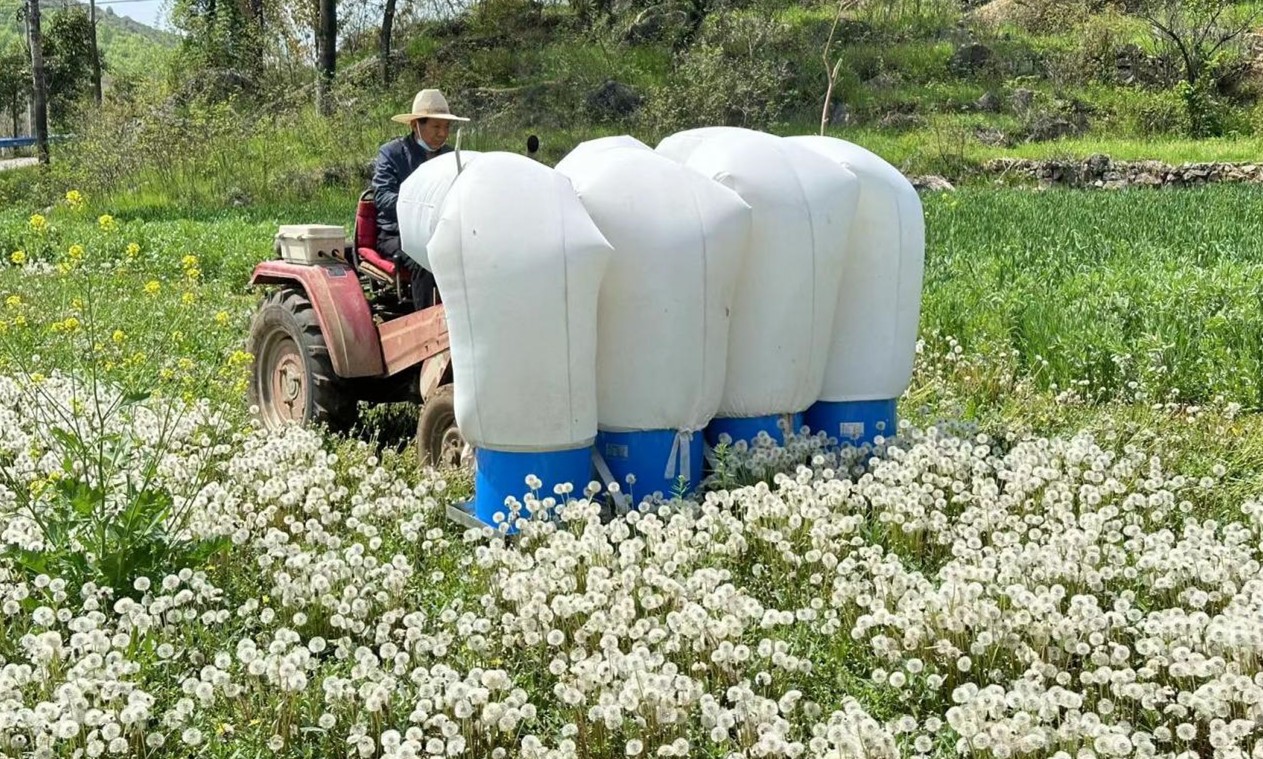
xmin=244 ymin=191 xmax=467 ymax=468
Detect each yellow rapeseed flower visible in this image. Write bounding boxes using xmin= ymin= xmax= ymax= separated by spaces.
xmin=71 ymin=298 xmax=83 ymax=311
xmin=68 ymin=245 xmax=84 ymax=261
xmin=177 ymin=358 xmax=194 ymax=371
xmin=185 ymin=268 xmax=201 ymax=282
xmin=6 ymin=296 xmax=22 ymax=309
xmin=14 ymin=315 xmax=27 ymax=328
xmin=181 ymin=254 xmax=199 ymax=270
xmin=144 ymin=280 xmax=160 ymax=295
xmin=126 ymin=242 xmax=140 ymax=259
xmin=214 ymin=311 xmax=230 ymax=326
xmin=112 ymin=330 xmax=126 ymax=344
xmin=182 ymin=292 xmax=196 ymax=305
xmin=98 ymin=214 xmax=117 ymax=232
xmin=64 ymin=189 xmax=85 ymax=210
xmin=9 ymin=250 xmax=26 ymax=265
xmin=28 ymin=214 xmax=47 ymax=232
xmin=30 ymin=372 xmax=45 ymax=384
xmin=228 ymin=350 xmax=254 ymax=367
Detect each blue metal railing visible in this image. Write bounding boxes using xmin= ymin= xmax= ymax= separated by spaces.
xmin=0 ymin=135 xmax=73 ymax=150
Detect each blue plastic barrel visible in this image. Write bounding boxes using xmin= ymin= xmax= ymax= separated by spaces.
xmin=705 ymin=412 xmax=803 ymax=449
xmin=803 ymin=399 xmax=896 ymax=447
xmin=596 ymin=428 xmax=703 ymax=500
xmin=472 ymin=446 xmax=594 ymax=530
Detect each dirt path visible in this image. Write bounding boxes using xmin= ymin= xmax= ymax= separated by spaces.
xmin=0 ymin=157 xmax=37 ymax=172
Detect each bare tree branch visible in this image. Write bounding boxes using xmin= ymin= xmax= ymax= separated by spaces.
xmin=819 ymin=0 xmax=857 ymax=136
xmin=1139 ymin=0 xmax=1256 ymax=88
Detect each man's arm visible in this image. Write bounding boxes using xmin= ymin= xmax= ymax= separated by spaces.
xmin=372 ymin=142 xmax=402 ymax=233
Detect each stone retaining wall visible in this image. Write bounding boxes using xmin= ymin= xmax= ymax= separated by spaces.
xmin=982 ymin=156 xmax=1263 ymax=190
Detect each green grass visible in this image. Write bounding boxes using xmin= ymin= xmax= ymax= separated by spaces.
xmin=15 ymin=107 xmax=1256 ymax=222
xmin=824 ymin=122 xmax=1263 ymax=175
xmin=980 ymin=134 xmax=1263 ymax=163
xmin=5 ymin=180 xmax=1263 ymax=440
xmin=918 ymin=185 xmax=1263 ymax=408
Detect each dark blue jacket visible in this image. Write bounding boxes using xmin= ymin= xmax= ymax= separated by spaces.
xmin=371 ymin=135 xmax=453 ymax=239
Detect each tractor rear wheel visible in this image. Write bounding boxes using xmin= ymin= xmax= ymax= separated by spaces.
xmin=416 ymin=384 xmax=468 ymax=469
xmin=247 ymin=287 xmax=357 ymax=432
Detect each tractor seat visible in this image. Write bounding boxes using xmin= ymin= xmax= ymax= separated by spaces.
xmin=354 ymin=191 xmax=410 ymax=283
xmin=358 ymin=247 xmax=399 ymax=278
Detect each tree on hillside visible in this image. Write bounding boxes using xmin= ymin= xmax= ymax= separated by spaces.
xmin=170 ymin=0 xmax=263 ymax=95
xmin=89 ymin=0 xmax=102 ymax=104
xmin=0 ymin=43 xmax=28 ymax=137
xmin=1140 ymin=0 xmax=1259 ymax=87
xmin=1137 ymin=0 xmax=1259 ymax=134
xmin=42 ymin=7 xmax=96 ymax=125
xmin=24 ymin=0 xmax=49 ymax=163
xmin=316 ymin=0 xmax=337 ymax=114
xmin=380 ymin=0 xmax=397 ymax=86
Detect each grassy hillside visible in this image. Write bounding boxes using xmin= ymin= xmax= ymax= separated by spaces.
xmin=0 ymin=0 xmax=176 ymax=84
xmin=5 ymin=0 xmax=1262 ymax=209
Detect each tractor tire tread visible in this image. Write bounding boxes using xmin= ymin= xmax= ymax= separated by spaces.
xmin=416 ymin=383 xmax=460 ymax=469
xmin=252 ymin=287 xmax=357 ymax=433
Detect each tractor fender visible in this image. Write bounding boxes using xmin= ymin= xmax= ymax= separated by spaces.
xmin=249 ymin=261 xmax=386 ymax=378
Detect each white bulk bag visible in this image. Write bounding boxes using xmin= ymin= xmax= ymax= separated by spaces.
xmin=559 ymin=135 xmax=651 ymax=166
xmin=555 ymin=143 xmax=752 ymax=432
xmin=677 ymin=130 xmax=861 ymax=418
xmin=787 ymin=135 xmax=925 ymax=402
xmin=397 ymin=150 xmax=482 ymax=271
xmin=655 ymin=126 xmax=753 ymax=164
xmin=426 ymin=152 xmax=613 ymax=451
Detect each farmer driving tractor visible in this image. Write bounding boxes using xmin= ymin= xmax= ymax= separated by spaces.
xmin=371 ymin=88 xmax=469 ymax=310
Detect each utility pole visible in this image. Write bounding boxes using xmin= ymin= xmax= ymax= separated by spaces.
xmin=26 ymin=0 xmax=49 ymax=165
xmin=90 ymin=0 xmax=102 ymax=105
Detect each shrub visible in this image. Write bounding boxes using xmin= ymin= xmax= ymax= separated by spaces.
xmin=857 ymin=0 xmax=961 ymax=40
xmin=1117 ymin=88 xmax=1190 ymax=135
xmin=643 ymin=42 xmax=790 ymax=131
xmin=642 ymin=12 xmax=793 ymax=132
xmin=1053 ymin=9 xmax=1143 ymax=85
xmin=981 ymin=0 xmax=1093 ymax=34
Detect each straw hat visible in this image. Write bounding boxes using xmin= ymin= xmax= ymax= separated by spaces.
xmin=391 ymin=89 xmax=469 ymax=124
